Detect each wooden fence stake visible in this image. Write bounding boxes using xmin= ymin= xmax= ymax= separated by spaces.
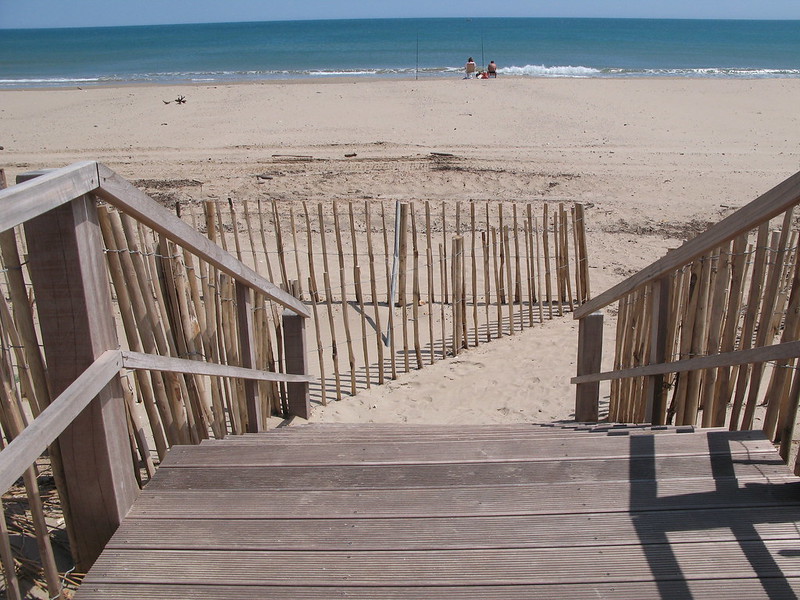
xmin=439 ymin=242 xmax=448 ymax=358
xmin=256 ymin=198 xmax=276 ymax=282
xmin=365 ymin=203 xmax=385 ymax=383
xmin=235 ymin=282 xmax=262 ymax=431
xmin=442 ymin=201 xmax=449 ymax=304
xmin=553 ymin=206 xmax=564 ymax=316
xmin=271 ymin=200 xmax=289 ymax=290
xmin=524 ymin=218 xmax=534 ymax=327
xmin=513 ymin=206 xmax=523 ymax=331
xmin=411 ymin=206 xmax=423 ymax=368
xmin=398 ymin=203 xmax=410 ymax=372
xmin=701 ymin=246 xmax=731 ymax=428
xmin=322 ymin=270 xmax=342 ymax=401
xmin=713 ymin=234 xmax=749 ymax=418
xmin=492 ymin=227 xmax=503 ymax=337
xmin=683 ymin=253 xmax=713 ymax=425
xmin=730 ymin=223 xmax=771 ymax=429
xmin=452 ymin=236 xmax=464 ymax=354
xmin=504 ymin=226 xmax=515 ymax=334
xmin=534 ymin=215 xmax=545 ymax=323
xmin=561 ymin=205 xmax=575 ymax=313
xmin=0 ymin=503 xmax=21 ymax=600
xmin=425 ymin=202 xmax=435 ymax=364
xmin=382 ymin=205 xmax=398 ymax=379
xmin=289 ymin=206 xmax=304 ymax=300
xmin=333 ymin=202 xmax=357 ymax=395
xmin=745 ymin=211 xmax=794 ymax=430
xmin=542 ymin=205 xmax=554 ymax=319
xmin=302 ymin=202 xmax=326 ymax=404
xmin=355 ymin=265 xmax=371 ymax=386
xmin=471 ymin=202 xmax=479 ymax=347
xmin=575 ymin=203 xmax=590 ymax=301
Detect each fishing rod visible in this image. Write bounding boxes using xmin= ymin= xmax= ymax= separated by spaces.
xmin=416 ymin=33 xmax=419 ymax=80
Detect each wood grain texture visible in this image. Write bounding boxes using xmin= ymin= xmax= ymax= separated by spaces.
xmin=0 ymin=162 xmax=99 ymax=232
xmin=75 ymin=580 xmax=800 ymax=600
xmin=76 ymin=425 xmax=800 ymax=600
xmin=25 ymin=194 xmax=138 ymax=570
xmin=571 ymin=339 xmax=800 ymax=385
xmin=0 ymin=350 xmax=121 ymax=494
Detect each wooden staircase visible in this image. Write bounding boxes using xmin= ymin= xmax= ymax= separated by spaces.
xmin=76 ymin=423 xmax=800 ymax=599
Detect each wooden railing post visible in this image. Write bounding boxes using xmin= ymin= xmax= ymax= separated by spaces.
xmin=20 ymin=171 xmax=137 ymax=571
xmin=575 ymin=311 xmax=603 ymax=422
xmin=235 ymin=281 xmax=262 ymax=432
xmin=283 ymin=309 xmax=311 ymax=419
xmin=646 ymin=276 xmax=671 ymax=425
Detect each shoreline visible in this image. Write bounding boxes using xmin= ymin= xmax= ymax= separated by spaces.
xmin=4 ymin=73 xmax=800 ymax=92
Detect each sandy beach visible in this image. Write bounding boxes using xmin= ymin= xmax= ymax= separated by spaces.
xmin=2 ymin=77 xmax=799 ymax=425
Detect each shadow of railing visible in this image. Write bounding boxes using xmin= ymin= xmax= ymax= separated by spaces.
xmin=630 ymin=431 xmax=799 ymax=599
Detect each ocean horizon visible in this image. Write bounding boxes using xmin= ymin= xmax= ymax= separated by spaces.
xmin=2 ymin=17 xmax=800 ymax=88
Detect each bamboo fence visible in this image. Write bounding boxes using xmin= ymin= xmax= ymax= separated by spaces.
xmin=608 ymin=208 xmax=800 ymax=451
xmin=0 ymin=180 xmax=591 ymax=597
xmin=174 ymin=198 xmax=591 ymax=407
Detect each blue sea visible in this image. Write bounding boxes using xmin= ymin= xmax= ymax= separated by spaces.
xmin=1 ymin=18 xmax=800 ymax=88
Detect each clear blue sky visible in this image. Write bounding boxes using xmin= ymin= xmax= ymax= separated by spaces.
xmin=2 ymin=0 xmax=800 ymax=29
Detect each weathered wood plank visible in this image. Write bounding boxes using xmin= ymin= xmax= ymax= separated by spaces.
xmin=571 ymin=338 xmax=800 ymax=385
xmin=575 ymin=311 xmax=603 ymax=421
xmin=74 ymin=579 xmax=800 ymax=600
xmin=81 ymin=539 xmax=800 ymax=586
xmin=107 ymin=505 xmax=800 ymax=551
xmin=120 ymin=351 xmax=313 ymax=383
xmin=208 ymin=428 xmax=698 ymax=445
xmin=0 ymin=350 xmax=121 ymax=494
xmin=0 ymin=162 xmax=99 ymax=233
xmin=24 ymin=192 xmax=138 ymax=570
xmin=134 ymin=475 xmax=800 ymax=520
xmin=73 ymin=425 xmax=800 ymax=600
xmin=164 ymin=430 xmax=774 ymax=467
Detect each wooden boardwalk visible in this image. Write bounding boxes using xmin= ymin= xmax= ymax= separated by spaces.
xmin=76 ymin=423 xmax=800 ymax=599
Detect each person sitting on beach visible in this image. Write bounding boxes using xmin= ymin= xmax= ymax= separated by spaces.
xmin=488 ymin=60 xmax=497 ymax=77
xmin=465 ymin=57 xmax=477 ymax=78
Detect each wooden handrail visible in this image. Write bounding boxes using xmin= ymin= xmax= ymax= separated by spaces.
xmin=574 ymin=170 xmax=800 ymax=319
xmin=0 ymin=162 xmax=309 ymax=317
xmin=0 ymin=347 xmax=316 ymax=495
xmin=0 ymin=350 xmax=122 ymax=494
xmin=120 ymin=351 xmax=314 ymax=383
xmin=95 ymin=164 xmax=309 ymax=318
xmin=0 ymin=161 xmax=99 ymax=233
xmin=571 ymin=339 xmax=800 ymax=385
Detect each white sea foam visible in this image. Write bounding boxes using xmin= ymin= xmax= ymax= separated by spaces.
xmin=0 ymin=77 xmax=101 ymax=84
xmin=499 ymin=65 xmax=602 ymax=78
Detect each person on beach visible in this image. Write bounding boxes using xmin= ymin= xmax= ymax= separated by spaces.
xmin=465 ymin=57 xmax=477 ymax=78
xmin=488 ymin=60 xmax=497 ymax=77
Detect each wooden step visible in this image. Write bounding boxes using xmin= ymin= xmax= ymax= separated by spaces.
xmin=76 ymin=426 xmax=800 ymax=600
